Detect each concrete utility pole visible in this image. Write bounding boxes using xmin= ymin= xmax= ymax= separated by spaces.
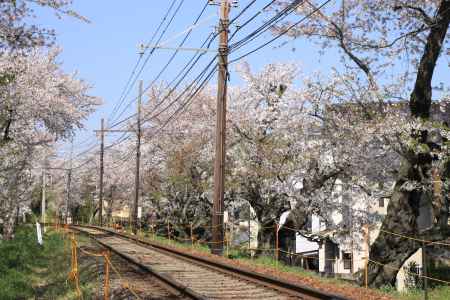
xmin=132 ymin=80 xmax=143 ymax=235
xmin=211 ymin=0 xmax=231 ymax=255
xmin=99 ymin=118 xmax=105 ymax=226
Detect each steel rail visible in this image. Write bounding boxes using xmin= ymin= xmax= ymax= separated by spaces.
xmin=71 ymin=226 xmax=206 ymax=300
xmin=72 ymin=224 xmax=349 ymax=300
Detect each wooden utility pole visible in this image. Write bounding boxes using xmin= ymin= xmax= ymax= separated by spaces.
xmin=132 ymin=80 xmax=142 ymax=234
xmin=95 ymin=118 xmax=136 ymax=227
xmin=363 ymin=224 xmax=370 ymax=288
xmin=211 ymin=0 xmax=230 ymax=256
xmin=65 ymin=169 xmax=72 ymax=223
xmin=66 ymin=141 xmax=73 ymax=224
xmin=99 ymin=118 xmax=105 ymax=226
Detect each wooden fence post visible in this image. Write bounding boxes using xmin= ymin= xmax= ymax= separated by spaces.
xmin=190 ymin=223 xmax=194 ymax=249
xmin=167 ymin=221 xmax=170 ymax=243
xmin=104 ymin=251 xmax=110 ymax=300
xmin=364 ymin=224 xmax=370 ymax=289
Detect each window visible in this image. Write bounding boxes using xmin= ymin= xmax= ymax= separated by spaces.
xmin=379 ymin=198 xmax=385 ymax=208
xmin=343 ymin=252 xmax=352 ymax=270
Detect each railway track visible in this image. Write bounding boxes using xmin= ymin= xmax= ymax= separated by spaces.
xmin=72 ymin=225 xmax=349 ymax=300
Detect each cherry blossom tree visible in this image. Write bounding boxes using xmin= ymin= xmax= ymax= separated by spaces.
xmin=139 ymin=85 xmax=216 ymax=238
xmin=272 ymin=0 xmax=450 ymax=286
xmin=0 ymin=48 xmax=98 ymax=239
xmin=0 ymin=0 xmax=87 ymax=51
xmin=227 ymin=62 xmax=304 ymax=249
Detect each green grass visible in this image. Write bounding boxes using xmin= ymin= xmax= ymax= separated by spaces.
xmin=379 ymin=285 xmax=450 ymax=300
xmin=137 ymin=229 xmax=212 ymax=253
xmin=0 ymin=226 xmax=96 ymax=300
xmin=234 ymin=253 xmax=353 ymax=287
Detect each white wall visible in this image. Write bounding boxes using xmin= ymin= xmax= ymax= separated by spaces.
xmin=296 ymin=234 xmax=319 ymax=253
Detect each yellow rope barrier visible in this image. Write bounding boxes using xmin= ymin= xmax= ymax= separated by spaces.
xmin=103 ymin=255 xmax=143 ymax=300
xmin=379 ymin=229 xmax=450 ymax=247
xmin=68 ymin=231 xmax=143 ymax=299
xmin=68 ymin=234 xmax=83 ymax=300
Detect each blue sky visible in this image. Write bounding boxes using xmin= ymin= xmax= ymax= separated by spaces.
xmin=34 ymin=1 xmax=448 ymax=160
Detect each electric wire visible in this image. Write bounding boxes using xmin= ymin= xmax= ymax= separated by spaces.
xmin=110 ymin=0 xmax=185 ymax=124
xmin=107 ymin=0 xmax=259 ymax=130
xmin=229 ymin=0 xmax=333 ymax=64
xmin=228 ymin=0 xmax=277 ymax=41
xmin=138 ymin=0 xmax=331 ymax=145
xmin=68 ymin=0 xmax=297 ymax=170
xmin=229 ymin=0 xmax=303 ymax=52
xmin=61 ymin=1 xmax=181 ymax=164
xmin=73 ymin=0 xmax=292 ymax=163
xmin=108 ymin=0 xmax=179 ymax=123
xmin=112 ymin=0 xmax=210 ymax=124
xmin=141 ymin=55 xmax=217 ymax=124
xmin=142 ymin=63 xmax=217 ymax=144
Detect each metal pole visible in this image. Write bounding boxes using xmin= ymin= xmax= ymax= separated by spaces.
xmin=212 ymin=0 xmax=230 ymax=256
xmin=41 ymin=166 xmax=46 ymax=231
xmin=132 ymin=80 xmax=142 ymax=235
xmin=99 ymin=118 xmax=105 ymax=226
xmin=248 ymin=204 xmax=251 ymax=252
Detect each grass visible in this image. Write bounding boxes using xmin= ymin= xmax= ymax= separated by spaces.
xmin=0 ymin=225 xmax=97 ymax=300
xmin=379 ymin=285 xmax=450 ymax=300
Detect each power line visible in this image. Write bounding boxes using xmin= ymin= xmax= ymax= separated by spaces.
xmin=131 ymin=0 xmax=297 ymax=127
xmin=110 ymin=0 xmax=185 ymax=124
xmin=228 ymin=0 xmax=277 ymax=41
xmin=141 ymin=56 xmax=217 ymax=124
xmin=141 ymin=62 xmax=217 ymax=145
xmin=107 ymin=48 xmax=217 ymax=131
xmin=69 ymin=0 xmax=282 ymax=169
xmin=139 ymin=0 xmax=283 ymax=123
xmin=108 ymin=0 xmax=179 ymax=123
xmin=229 ymin=0 xmax=259 ymax=25
xmin=112 ymin=0 xmax=211 ymax=124
xmin=108 ymin=0 xmax=259 ymax=131
xmin=229 ymin=0 xmax=333 ymax=64
xmin=229 ymin=0 xmax=303 ymax=52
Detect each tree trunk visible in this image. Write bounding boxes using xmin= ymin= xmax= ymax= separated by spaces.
xmin=366 ymin=159 xmax=427 ymax=286
xmin=3 ymin=211 xmax=16 ymax=240
xmin=367 ymin=0 xmax=450 ymax=287
xmin=366 ymin=158 xmax=449 ymax=287
xmin=256 ymin=220 xmax=276 ymax=256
